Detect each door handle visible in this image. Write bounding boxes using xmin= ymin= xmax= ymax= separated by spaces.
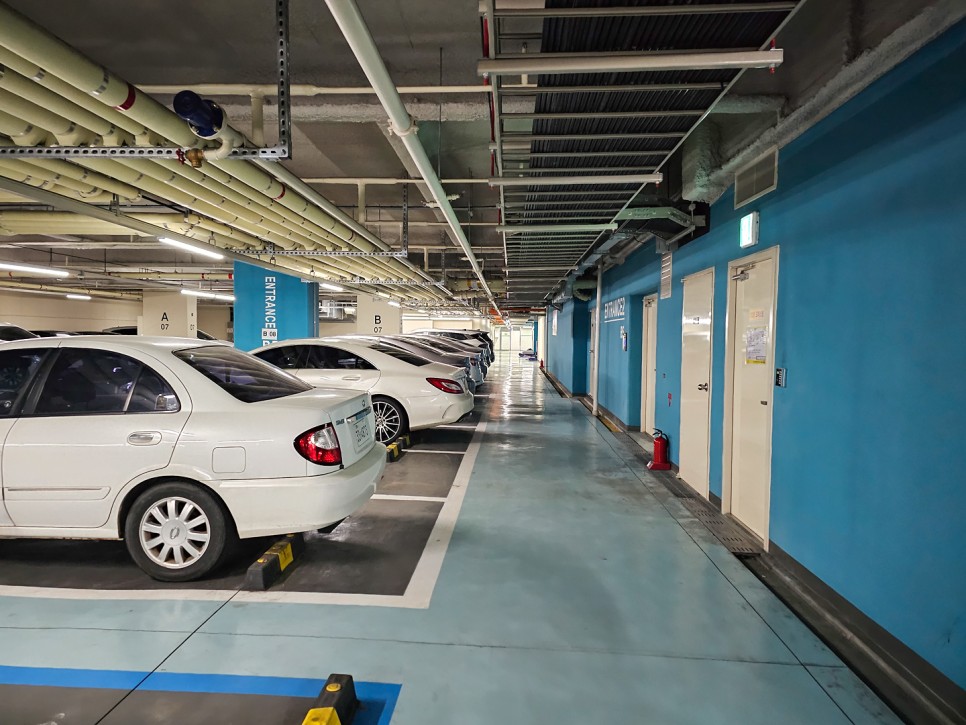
xmin=697 ymin=383 xmax=709 ymax=391
xmin=342 ymin=375 xmax=362 ymax=381
xmin=128 ymin=431 xmax=161 ymax=446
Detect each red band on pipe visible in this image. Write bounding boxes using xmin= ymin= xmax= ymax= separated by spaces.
xmin=272 ymin=185 xmax=286 ymax=201
xmin=115 ymin=83 xmax=137 ymax=111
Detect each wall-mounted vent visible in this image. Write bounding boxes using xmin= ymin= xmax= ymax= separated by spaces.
xmin=660 ymin=252 xmax=673 ymax=299
xmin=734 ymin=147 xmax=778 ymax=209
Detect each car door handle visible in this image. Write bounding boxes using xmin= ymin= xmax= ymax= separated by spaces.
xmin=342 ymin=375 xmax=362 ymax=381
xmin=697 ymin=383 xmax=709 ymax=391
xmin=128 ymin=431 xmax=162 ymax=446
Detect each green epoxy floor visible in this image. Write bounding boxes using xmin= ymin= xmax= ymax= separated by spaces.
xmin=0 ymin=354 xmax=901 ymax=724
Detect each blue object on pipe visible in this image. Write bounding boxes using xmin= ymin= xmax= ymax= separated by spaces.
xmin=173 ymin=90 xmax=224 ymax=138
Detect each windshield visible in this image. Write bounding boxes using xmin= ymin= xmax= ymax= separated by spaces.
xmin=369 ymin=342 xmax=431 ymax=367
xmin=174 ymin=346 xmax=311 ymax=403
xmin=0 ymin=325 xmax=39 ymax=341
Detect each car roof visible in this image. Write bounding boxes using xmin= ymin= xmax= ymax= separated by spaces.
xmin=0 ymin=335 xmax=214 ymax=353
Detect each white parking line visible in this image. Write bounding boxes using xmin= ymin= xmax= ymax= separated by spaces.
xmin=403 ymin=449 xmax=464 ymax=455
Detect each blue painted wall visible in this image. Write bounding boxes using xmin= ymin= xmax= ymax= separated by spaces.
xmin=232 ymin=262 xmax=319 ymax=351
xmin=546 ymin=299 xmax=590 ymax=395
xmin=563 ymin=22 xmax=966 ymax=687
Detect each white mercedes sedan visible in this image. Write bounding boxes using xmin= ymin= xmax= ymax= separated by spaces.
xmin=253 ymin=337 xmax=475 ymax=445
xmin=0 ymin=337 xmax=385 ymax=581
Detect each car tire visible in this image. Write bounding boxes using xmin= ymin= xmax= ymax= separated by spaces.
xmin=372 ymin=395 xmax=408 ymax=445
xmin=124 ymin=481 xmax=234 ymax=582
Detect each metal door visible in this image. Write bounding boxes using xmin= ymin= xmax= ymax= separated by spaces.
xmin=729 ymin=253 xmax=778 ymax=540
xmin=679 ymin=269 xmax=714 ymax=497
xmin=640 ymin=295 xmax=658 ymax=435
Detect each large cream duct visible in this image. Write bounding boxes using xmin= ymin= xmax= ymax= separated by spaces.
xmin=0 ymin=88 xmax=96 ymax=145
xmin=0 ymin=64 xmax=132 ymax=145
xmin=0 ymin=210 xmax=438 ymax=301
xmin=0 ymin=107 xmax=52 ymax=146
xmin=0 ymin=279 xmax=139 ymax=301
xmin=0 ymin=47 xmax=153 ymax=144
xmin=0 ymin=3 xmax=448 ymax=302
xmin=0 ymin=157 xmax=140 ymax=200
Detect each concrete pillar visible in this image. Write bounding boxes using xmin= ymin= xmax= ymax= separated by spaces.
xmin=355 ymin=294 xmax=401 ymax=335
xmin=232 ymin=262 xmax=319 ymax=350
xmin=139 ymin=291 xmax=198 ymax=337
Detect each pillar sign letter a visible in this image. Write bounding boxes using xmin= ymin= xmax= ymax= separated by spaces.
xmin=161 ymin=312 xmax=169 ymax=321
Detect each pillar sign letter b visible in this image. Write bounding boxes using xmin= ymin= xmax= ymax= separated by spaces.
xmin=374 ymin=315 xmax=381 ymax=325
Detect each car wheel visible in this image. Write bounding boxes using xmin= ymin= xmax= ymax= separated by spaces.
xmin=372 ymin=396 xmax=407 ymax=445
xmin=124 ymin=482 xmax=233 ymax=582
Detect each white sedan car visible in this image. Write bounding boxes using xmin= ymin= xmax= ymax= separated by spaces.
xmin=253 ymin=338 xmax=475 ymax=444
xmin=0 ymin=337 xmax=385 ymax=581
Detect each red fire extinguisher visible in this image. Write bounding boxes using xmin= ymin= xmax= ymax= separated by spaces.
xmin=648 ymin=429 xmax=672 ymax=471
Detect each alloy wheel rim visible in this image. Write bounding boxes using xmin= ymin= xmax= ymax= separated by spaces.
xmin=373 ymin=400 xmax=401 ymax=442
xmin=139 ymin=496 xmax=211 ymax=569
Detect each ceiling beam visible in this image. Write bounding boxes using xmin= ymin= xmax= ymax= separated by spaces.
xmin=502 ymin=109 xmax=704 ymax=120
xmin=500 ymin=83 xmax=725 ymax=96
xmin=479 ymin=49 xmax=784 ymax=77
xmin=490 ymin=174 xmax=662 ymax=187
xmin=491 ymin=2 xmax=797 ymax=18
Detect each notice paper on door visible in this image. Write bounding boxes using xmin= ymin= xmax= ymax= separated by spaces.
xmin=745 ymin=326 xmax=768 ymax=364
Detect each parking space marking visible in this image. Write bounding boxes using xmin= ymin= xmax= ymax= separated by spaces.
xmin=236 ymin=420 xmax=487 ymax=609
xmin=371 ymin=494 xmax=448 ymax=503
xmin=0 ymin=585 xmax=238 ymax=601
xmin=401 ymin=420 xmax=486 ymax=608
xmin=437 ymin=424 xmax=478 ymax=430
xmin=402 ymin=449 xmax=467 ymax=455
xmin=0 ymin=415 xmax=486 ymax=607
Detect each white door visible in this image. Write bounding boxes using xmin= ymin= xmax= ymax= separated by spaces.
xmin=520 ymin=326 xmax=534 ymax=352
xmin=640 ymin=295 xmax=658 ymax=434
xmin=728 ymin=252 xmax=778 ymax=541
xmin=0 ymin=346 xmax=50 ymax=527
xmin=2 ymin=348 xmax=189 ymax=528
xmin=679 ymin=268 xmax=714 ymax=497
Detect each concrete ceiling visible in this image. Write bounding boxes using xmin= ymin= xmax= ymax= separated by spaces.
xmin=0 ymin=0 xmax=951 ymax=313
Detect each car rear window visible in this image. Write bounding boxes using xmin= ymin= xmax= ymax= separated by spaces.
xmin=175 ymin=346 xmax=311 ymax=403
xmin=369 ymin=342 xmax=431 ymax=367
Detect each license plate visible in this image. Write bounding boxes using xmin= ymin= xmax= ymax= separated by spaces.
xmin=352 ymin=418 xmax=371 ymax=452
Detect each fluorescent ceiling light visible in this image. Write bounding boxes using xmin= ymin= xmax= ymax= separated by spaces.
xmin=65 ymin=293 xmax=91 ymax=301
xmin=388 ymin=300 xmax=401 ymax=307
xmin=320 ymin=282 xmax=345 ymax=292
xmin=0 ymin=261 xmax=70 ymax=278
xmin=159 ymin=237 xmax=225 ymax=260
xmin=181 ymin=289 xmax=233 ymax=301
xmin=377 ymin=291 xmax=391 ymax=298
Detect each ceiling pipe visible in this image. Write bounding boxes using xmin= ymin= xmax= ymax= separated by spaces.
xmin=0 ymin=176 xmax=372 ymax=290
xmin=0 ymin=280 xmax=140 ymax=301
xmin=0 ymin=4 xmax=444 ymax=302
xmin=139 ymin=83 xmax=488 ymax=97
xmin=305 ymin=177 xmax=491 ymax=185
xmin=498 ymin=224 xmax=618 ymax=234
xmin=478 ymin=49 xmax=784 ymax=77
xmin=324 ymin=0 xmax=500 ymax=317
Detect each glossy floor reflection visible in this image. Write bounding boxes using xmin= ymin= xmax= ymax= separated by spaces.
xmin=0 ymin=354 xmax=900 ymax=724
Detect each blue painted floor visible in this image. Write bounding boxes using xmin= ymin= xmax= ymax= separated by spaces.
xmin=0 ymin=354 xmax=900 ymax=724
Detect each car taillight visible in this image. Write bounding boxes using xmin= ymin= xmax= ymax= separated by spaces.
xmin=294 ymin=423 xmax=342 ymax=466
xmin=427 ymin=377 xmax=463 ymax=394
